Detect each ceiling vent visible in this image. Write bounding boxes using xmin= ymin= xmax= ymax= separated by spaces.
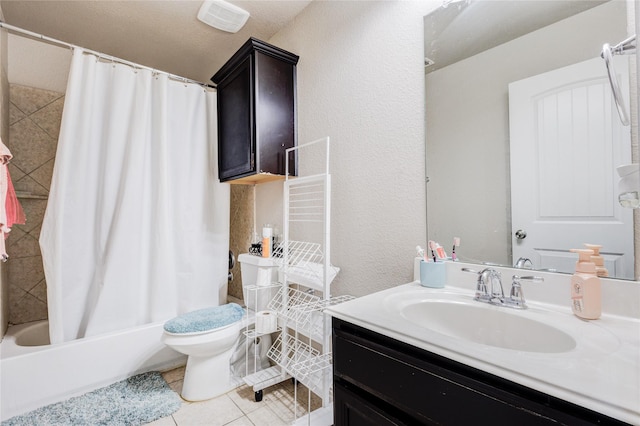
xmin=197 ymin=0 xmax=250 ymax=33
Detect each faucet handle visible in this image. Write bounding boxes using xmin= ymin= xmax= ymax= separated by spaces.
xmin=507 ymin=275 xmax=543 ymax=309
xmin=462 ymin=267 xmax=499 ymax=302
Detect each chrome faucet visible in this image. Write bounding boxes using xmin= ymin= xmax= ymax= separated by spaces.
xmin=504 ymin=275 xmax=544 ymax=309
xmin=463 ymin=267 xmax=504 ymax=305
xmin=514 ymin=257 xmax=533 ymax=269
xmin=462 ymin=268 xmax=543 ymax=309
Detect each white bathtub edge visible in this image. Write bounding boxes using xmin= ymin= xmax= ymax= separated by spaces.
xmin=0 ymin=321 xmax=186 ymax=421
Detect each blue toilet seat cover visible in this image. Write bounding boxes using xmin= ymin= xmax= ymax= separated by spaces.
xmin=163 ymin=303 xmax=244 ymax=334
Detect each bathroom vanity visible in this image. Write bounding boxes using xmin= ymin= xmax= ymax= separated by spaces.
xmin=326 ymin=263 xmax=640 ymax=425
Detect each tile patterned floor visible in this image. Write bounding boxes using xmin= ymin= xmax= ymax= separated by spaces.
xmin=148 ymin=366 xmax=323 ymax=426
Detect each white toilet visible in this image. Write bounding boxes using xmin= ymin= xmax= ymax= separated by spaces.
xmin=161 ymin=254 xmax=279 ymax=402
xmin=238 ymin=253 xmax=279 ymax=312
xmin=161 ymin=303 xmax=244 ymax=401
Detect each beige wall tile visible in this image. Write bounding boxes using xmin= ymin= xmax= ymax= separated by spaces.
xmin=8 ymin=101 xmax=25 ymax=125
xmin=9 ymin=291 xmax=47 ymax=324
xmin=8 ymin=254 xmax=44 ymax=293
xmin=9 ymin=117 xmax=56 ymax=174
xmin=7 ymin=163 xmax=26 ymax=182
xmin=6 ymin=232 xmax=40 ymax=258
xmin=229 ymin=185 xmax=254 ymax=301
xmin=30 ymin=96 xmax=64 ymax=139
xmin=7 ymin=84 xmax=62 ymax=326
xmin=13 ymin=198 xmax=47 ymax=234
xmin=30 ymin=279 xmax=47 ymax=303
xmin=14 ymin=174 xmax=48 ymax=197
xmin=29 ymin=158 xmax=55 ymax=192
xmin=9 ymin=84 xmax=62 ymax=115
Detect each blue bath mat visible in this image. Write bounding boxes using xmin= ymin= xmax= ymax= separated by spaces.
xmin=2 ymin=371 xmax=181 ymax=426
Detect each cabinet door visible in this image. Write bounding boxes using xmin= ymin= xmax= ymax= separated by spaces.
xmin=334 ymin=382 xmax=408 ymax=426
xmin=255 ymin=51 xmax=296 ymax=176
xmin=217 ymin=55 xmax=255 ymax=181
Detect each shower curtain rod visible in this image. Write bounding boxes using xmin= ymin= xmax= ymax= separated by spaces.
xmin=0 ymin=21 xmax=215 ymax=89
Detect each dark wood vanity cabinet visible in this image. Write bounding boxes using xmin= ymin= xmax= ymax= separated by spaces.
xmin=211 ymin=38 xmax=298 ymax=184
xmin=332 ymin=318 xmax=629 ymax=426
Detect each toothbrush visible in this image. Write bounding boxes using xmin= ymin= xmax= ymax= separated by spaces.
xmin=428 ymin=240 xmax=437 ymax=262
xmin=452 ymin=237 xmax=460 ymax=261
xmin=416 ymin=245 xmax=427 ymax=262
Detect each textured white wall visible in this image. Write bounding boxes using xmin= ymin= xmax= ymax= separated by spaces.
xmin=7 ymin=35 xmax=70 ymax=93
xmin=259 ymin=1 xmax=438 ymax=297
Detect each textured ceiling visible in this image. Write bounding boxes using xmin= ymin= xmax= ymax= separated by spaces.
xmin=0 ymin=0 xmax=313 ymax=83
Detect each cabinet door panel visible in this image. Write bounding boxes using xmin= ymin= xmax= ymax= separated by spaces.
xmin=217 ymin=56 xmax=254 ymax=181
xmin=255 ymin=52 xmax=296 ymax=175
xmin=334 ymin=382 xmax=408 ymax=426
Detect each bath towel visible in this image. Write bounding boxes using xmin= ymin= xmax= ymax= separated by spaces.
xmin=164 ymin=303 xmax=245 ymax=334
xmin=0 ymin=138 xmax=26 ymax=261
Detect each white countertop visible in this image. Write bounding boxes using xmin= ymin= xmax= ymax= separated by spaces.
xmin=325 ymin=262 xmax=640 ymax=424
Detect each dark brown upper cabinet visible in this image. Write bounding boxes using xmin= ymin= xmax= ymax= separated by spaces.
xmin=211 ymin=38 xmax=299 ymax=184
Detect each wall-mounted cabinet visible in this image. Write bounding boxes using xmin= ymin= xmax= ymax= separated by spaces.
xmin=211 ymin=38 xmax=298 ymax=184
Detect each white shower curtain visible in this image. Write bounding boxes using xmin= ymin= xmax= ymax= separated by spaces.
xmin=40 ymin=48 xmax=230 ymax=344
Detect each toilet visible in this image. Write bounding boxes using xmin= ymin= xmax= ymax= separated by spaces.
xmin=161 ymin=303 xmax=244 ymax=401
xmin=161 ymin=254 xmax=278 ymax=401
xmin=238 ymin=253 xmax=279 ymax=312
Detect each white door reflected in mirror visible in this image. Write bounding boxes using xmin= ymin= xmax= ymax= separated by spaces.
xmin=509 ymin=57 xmax=633 ymax=279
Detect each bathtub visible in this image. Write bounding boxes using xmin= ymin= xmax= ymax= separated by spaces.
xmin=0 ymin=320 xmax=186 ymax=421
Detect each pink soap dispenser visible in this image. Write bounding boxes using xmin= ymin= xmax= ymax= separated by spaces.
xmin=584 ymin=243 xmax=609 ymax=277
xmin=569 ymin=248 xmax=601 ymax=320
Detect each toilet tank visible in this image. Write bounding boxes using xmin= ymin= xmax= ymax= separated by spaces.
xmin=238 ymin=253 xmax=279 ymax=312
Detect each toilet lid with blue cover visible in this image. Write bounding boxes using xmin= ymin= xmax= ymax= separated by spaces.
xmin=163 ymin=303 xmax=244 ymax=334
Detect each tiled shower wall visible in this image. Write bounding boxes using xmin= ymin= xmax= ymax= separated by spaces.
xmin=7 ymin=84 xmax=63 ymax=325
xmin=1 ymin=25 xmax=9 ymax=335
xmin=229 ymin=185 xmax=254 ymax=301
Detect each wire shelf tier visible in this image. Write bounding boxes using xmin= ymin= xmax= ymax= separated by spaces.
xmin=287 ymin=178 xmax=326 ymax=223
xmin=289 ymin=353 xmax=332 ymax=396
xmin=242 ymin=365 xmax=290 ymax=392
xmin=273 ymin=240 xmax=339 ymax=291
xmin=274 ymin=240 xmax=323 ymax=267
xmin=284 ymin=295 xmax=356 ymax=337
xmin=242 ymin=326 xmax=282 ymax=339
xmin=267 ymin=333 xmax=320 ymax=371
xmin=267 ymin=286 xmax=321 ymax=313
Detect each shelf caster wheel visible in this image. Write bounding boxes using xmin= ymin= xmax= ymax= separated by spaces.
xmin=254 ymin=390 xmax=263 ymax=402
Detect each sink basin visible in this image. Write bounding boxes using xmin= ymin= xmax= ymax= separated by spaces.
xmin=400 ymin=300 xmax=577 ymax=353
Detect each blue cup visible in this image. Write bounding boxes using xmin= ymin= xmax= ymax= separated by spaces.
xmin=420 ymin=260 xmax=446 ymax=288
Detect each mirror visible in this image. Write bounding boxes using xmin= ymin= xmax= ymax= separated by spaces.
xmin=425 ymin=0 xmax=637 ymax=280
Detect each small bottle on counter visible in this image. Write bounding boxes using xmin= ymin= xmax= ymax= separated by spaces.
xmin=262 ymin=224 xmax=272 ymax=258
xmin=569 ymin=248 xmax=601 ymax=320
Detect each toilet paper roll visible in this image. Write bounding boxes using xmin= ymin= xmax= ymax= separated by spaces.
xmin=255 ymin=310 xmax=278 ymax=334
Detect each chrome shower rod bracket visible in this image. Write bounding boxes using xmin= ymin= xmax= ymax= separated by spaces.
xmin=601 ymin=34 xmax=636 ymax=126
xmin=610 ymin=34 xmax=637 ymax=56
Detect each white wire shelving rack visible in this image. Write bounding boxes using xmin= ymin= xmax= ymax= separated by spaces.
xmin=240 ymin=137 xmax=353 ymax=425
